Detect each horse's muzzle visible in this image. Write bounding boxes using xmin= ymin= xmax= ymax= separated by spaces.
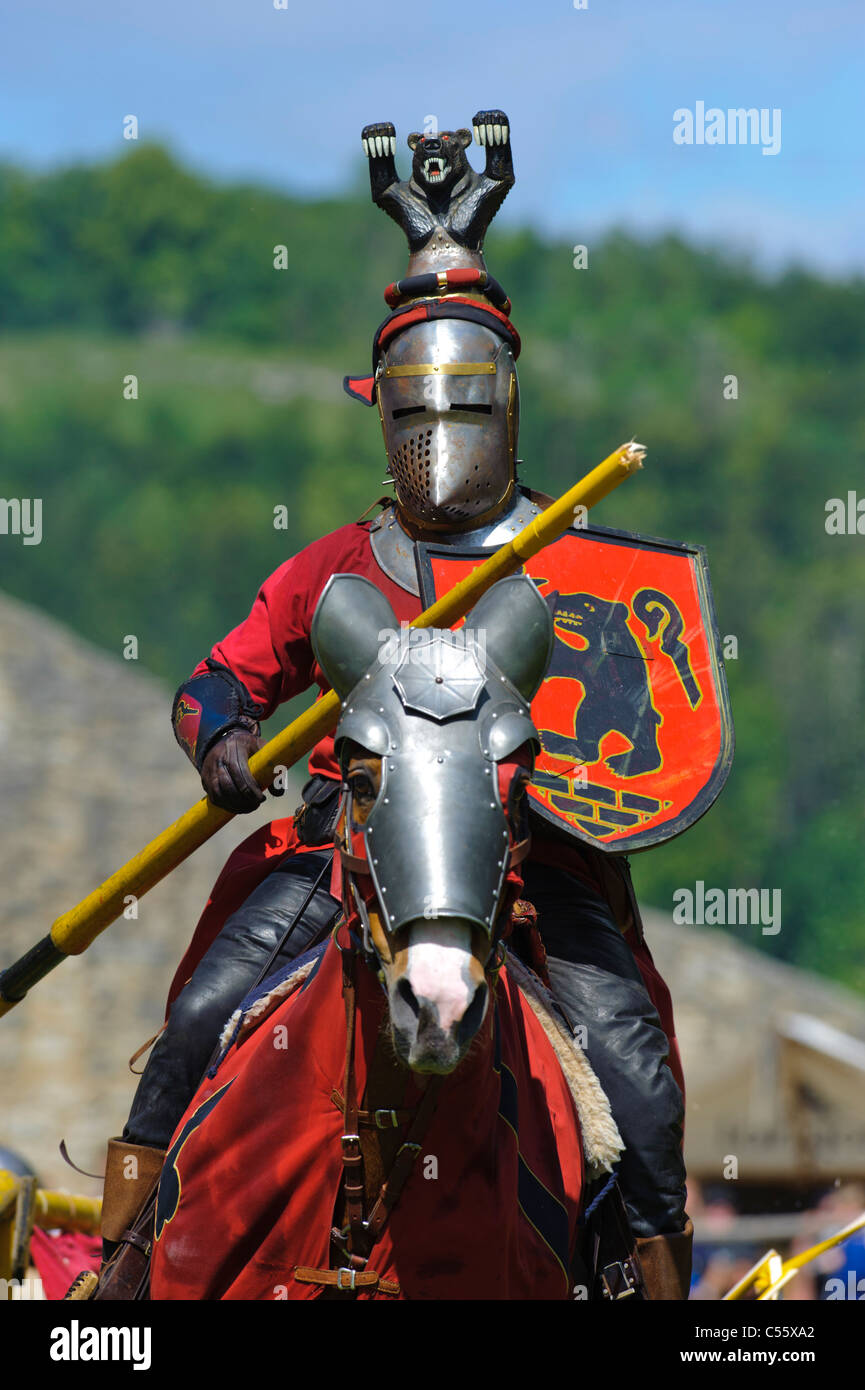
xmin=386 ymin=919 xmax=490 ymax=1073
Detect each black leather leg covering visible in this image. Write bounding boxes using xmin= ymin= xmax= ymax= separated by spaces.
xmin=123 ymin=851 xmax=339 ymax=1151
xmin=521 ymin=864 xmax=686 ymax=1239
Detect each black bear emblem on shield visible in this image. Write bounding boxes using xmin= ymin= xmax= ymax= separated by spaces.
xmin=417 ymin=525 xmax=734 ymax=853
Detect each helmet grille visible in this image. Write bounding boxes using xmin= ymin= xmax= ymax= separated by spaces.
xmin=389 ymin=429 xmax=493 ymax=522
xmin=390 ymin=430 xmax=434 ymax=518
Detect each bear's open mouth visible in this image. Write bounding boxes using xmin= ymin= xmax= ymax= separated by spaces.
xmin=422 ymin=157 xmax=444 ymax=182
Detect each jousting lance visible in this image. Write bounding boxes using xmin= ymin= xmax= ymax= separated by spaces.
xmin=0 ymin=442 xmax=644 ymax=1018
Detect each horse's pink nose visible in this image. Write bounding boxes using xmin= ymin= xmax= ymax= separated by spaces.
xmin=390 ymin=973 xmax=489 ymax=1074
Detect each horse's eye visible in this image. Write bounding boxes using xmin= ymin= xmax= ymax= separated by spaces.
xmin=349 ymin=772 xmax=376 ymax=802
xmin=509 ymin=774 xmax=530 ymax=812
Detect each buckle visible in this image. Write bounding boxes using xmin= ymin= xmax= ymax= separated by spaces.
xmin=600 ymin=1259 xmax=638 ymax=1300
xmin=374 ymin=1109 xmax=399 ymax=1129
xmin=396 ymin=1141 xmax=421 ymax=1160
xmin=336 ymin=1267 xmax=357 ymax=1291
xmin=341 ymin=1132 xmax=360 ymax=1150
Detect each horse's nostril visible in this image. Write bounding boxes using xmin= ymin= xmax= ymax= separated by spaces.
xmin=457 ymin=981 xmax=488 ymax=1046
xmin=395 ymin=974 xmax=420 ymax=1020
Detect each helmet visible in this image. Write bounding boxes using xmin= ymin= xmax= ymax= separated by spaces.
xmin=375 ymin=316 xmax=519 ymax=529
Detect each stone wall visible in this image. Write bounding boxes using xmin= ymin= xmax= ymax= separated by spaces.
xmin=0 ymin=592 xmax=302 ymax=1192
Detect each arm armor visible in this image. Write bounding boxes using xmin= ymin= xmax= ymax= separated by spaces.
xmin=171 ymin=659 xmax=264 ymax=771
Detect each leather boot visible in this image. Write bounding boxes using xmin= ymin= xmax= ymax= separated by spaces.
xmin=100 ymin=1137 xmax=165 ymax=1265
xmin=636 ymin=1217 xmax=694 ymax=1300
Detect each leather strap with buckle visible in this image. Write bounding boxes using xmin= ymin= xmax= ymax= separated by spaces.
xmin=330 ymin=1090 xmax=413 ymax=1128
xmin=294 ymin=1266 xmax=400 ymax=1296
xmin=600 ymin=1256 xmax=641 ymax=1300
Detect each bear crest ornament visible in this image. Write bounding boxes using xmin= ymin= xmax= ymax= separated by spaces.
xmin=361 ymin=111 xmax=515 ymax=277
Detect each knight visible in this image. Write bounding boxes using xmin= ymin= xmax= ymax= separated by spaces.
xmin=99 ymin=111 xmax=692 ymax=1300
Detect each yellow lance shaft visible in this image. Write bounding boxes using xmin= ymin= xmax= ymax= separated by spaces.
xmin=0 ymin=1171 xmax=103 ymax=1288
xmin=0 ymin=441 xmax=644 ymax=1017
xmin=724 ymin=1211 xmax=865 ymax=1301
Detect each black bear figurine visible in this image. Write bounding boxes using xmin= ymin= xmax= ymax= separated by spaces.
xmin=361 ymin=110 xmax=515 ymax=276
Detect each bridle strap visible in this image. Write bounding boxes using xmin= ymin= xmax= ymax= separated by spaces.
xmin=339 ymin=946 xmax=367 ymax=1255
xmin=339 ymin=845 xmax=370 ymax=876
xmin=331 ymin=939 xmax=444 ymax=1278
xmin=337 ymin=786 xmax=371 ymax=876
xmin=330 ymin=1091 xmax=414 ymax=1128
xmin=364 ymin=1074 xmax=444 ymax=1246
xmin=509 ymin=836 xmax=531 ymax=868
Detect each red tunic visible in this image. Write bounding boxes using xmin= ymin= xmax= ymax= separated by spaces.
xmin=191 ymin=521 xmax=417 ymax=782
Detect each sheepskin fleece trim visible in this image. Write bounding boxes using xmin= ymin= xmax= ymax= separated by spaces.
xmin=504 ymin=952 xmax=624 ymax=1178
xmin=217 ymin=956 xmax=319 ymax=1056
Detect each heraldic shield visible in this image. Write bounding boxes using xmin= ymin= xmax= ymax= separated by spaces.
xmin=417 ymin=524 xmax=734 ymax=853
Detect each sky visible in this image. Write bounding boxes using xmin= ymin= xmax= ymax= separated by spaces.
xmin=1 ymin=0 xmax=862 ymax=275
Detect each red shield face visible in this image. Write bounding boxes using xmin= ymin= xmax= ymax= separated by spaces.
xmin=418 ymin=525 xmax=733 ymax=852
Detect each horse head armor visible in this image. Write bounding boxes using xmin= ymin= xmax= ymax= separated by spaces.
xmin=312 ymin=573 xmax=552 ymax=1071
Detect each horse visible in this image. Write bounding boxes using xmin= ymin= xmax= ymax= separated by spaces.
xmin=149 ymin=573 xmax=625 ymax=1300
